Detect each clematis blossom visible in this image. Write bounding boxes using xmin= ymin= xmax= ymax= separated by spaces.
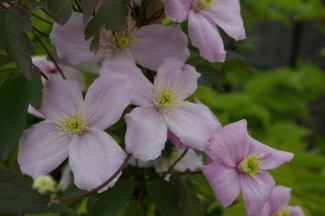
xmin=258 ymin=185 xmax=304 ymax=216
xmin=100 ymin=57 xmax=219 ymax=161
xmin=18 ymin=74 xmax=132 ymax=191
xmin=50 ymin=13 xmax=189 ymax=71
xmin=201 ymin=120 xmax=294 ymax=216
xmin=162 ymin=0 xmax=246 ymax=62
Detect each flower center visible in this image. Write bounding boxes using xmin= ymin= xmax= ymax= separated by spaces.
xmin=272 ymin=207 xmax=290 ymax=216
xmin=237 ymin=152 xmax=264 ymax=177
xmin=192 ymin=0 xmax=216 ymax=12
xmin=113 ymin=36 xmax=129 ymax=48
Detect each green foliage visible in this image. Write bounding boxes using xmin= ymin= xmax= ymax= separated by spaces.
xmin=47 ymin=0 xmax=73 ymax=26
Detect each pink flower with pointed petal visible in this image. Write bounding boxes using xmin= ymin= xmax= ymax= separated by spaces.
xmin=258 ymin=185 xmax=304 ymax=216
xmin=50 ymin=12 xmax=189 ymax=71
xmin=100 ymin=57 xmax=219 ymax=161
xmin=18 ymin=74 xmax=132 ymax=191
xmin=201 ymin=120 xmax=294 ymax=216
xmin=162 ymin=0 xmax=246 ymax=62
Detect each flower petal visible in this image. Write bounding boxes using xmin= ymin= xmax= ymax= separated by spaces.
xmin=156 ymin=58 xmax=200 ymax=100
xmin=206 ymin=119 xmax=249 ymax=166
xmin=168 ymin=130 xmax=190 ymax=149
xmin=201 ymin=0 xmax=246 ymax=40
xmin=28 ymin=104 xmax=45 ymax=119
xmin=18 ymin=121 xmax=71 ymax=178
xmin=268 ymin=185 xmax=291 ymax=213
xmin=69 ymin=128 xmax=125 ymax=191
xmin=188 ymin=11 xmax=226 ymax=62
xmin=125 ymin=107 xmax=168 ymax=161
xmin=201 ymin=161 xmax=240 ymax=207
xmin=164 ymin=102 xmax=219 ymax=151
xmin=39 ymin=76 xmax=83 ymax=122
xmin=241 ymin=172 xmax=275 ymax=216
xmin=289 ymin=206 xmax=305 ymax=216
xmin=50 ymin=12 xmax=101 ymax=65
xmin=248 ymin=137 xmax=294 ymax=170
xmin=84 ymin=73 xmax=132 ymax=130
xmin=173 ymin=149 xmax=203 ymax=171
xmin=101 ymin=58 xmax=154 ymax=107
xmin=134 ymin=24 xmax=189 ymax=71
xmin=161 ymin=0 xmax=192 ymax=22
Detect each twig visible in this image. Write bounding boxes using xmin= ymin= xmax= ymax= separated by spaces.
xmin=162 ymin=149 xmax=189 ymax=179
xmin=30 ymin=12 xmax=53 ymax=25
xmin=33 ymin=27 xmax=49 ymax=37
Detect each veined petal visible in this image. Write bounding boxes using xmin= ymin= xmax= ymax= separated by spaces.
xmin=84 ymin=73 xmax=132 ymax=130
xmin=188 ymin=11 xmax=226 ymax=62
xmin=248 ymin=137 xmax=294 ymax=170
xmin=268 ymin=186 xmax=291 ymax=213
xmin=164 ymin=102 xmax=219 ymax=151
xmin=50 ymin=12 xmax=102 ymax=65
xmin=125 ymin=107 xmax=168 ymax=161
xmin=18 ymin=121 xmax=71 ymax=178
xmin=207 ymin=119 xmax=249 ymax=167
xmin=201 ymin=161 xmax=240 ymax=207
xmin=193 ymin=98 xmax=222 ymax=128
xmin=134 ymin=24 xmax=189 ymax=71
xmin=162 ymin=0 xmax=192 ymax=22
xmin=101 ymin=58 xmax=154 ymax=107
xmin=39 ymin=76 xmax=83 ymax=122
xmin=241 ymin=172 xmax=275 ymax=216
xmin=156 ymin=58 xmax=200 ymax=100
xmin=69 ymin=128 xmax=125 ymax=191
xmin=201 ymin=0 xmax=246 ymax=40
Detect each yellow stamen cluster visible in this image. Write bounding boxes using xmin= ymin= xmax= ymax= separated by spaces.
xmin=113 ymin=36 xmax=129 ymax=48
xmin=237 ymin=152 xmax=264 ymax=177
xmin=192 ymin=0 xmax=216 ymax=12
xmin=272 ymin=207 xmax=290 ymax=216
xmin=32 ymin=175 xmax=56 ymax=195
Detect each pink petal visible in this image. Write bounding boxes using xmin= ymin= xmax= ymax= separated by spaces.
xmin=69 ymin=128 xmax=125 ymax=191
xmin=188 ymin=11 xmax=226 ymax=62
xmin=133 ymin=0 xmax=142 ymax=6
xmin=18 ymin=121 xmax=71 ymax=178
xmin=206 ymin=119 xmax=249 ymax=167
xmin=200 ymin=0 xmax=246 ymax=40
xmin=84 ymin=73 xmax=132 ymax=130
xmin=168 ymin=130 xmax=190 ymax=149
xmin=134 ymin=24 xmax=190 ymax=70
xmin=162 ymin=0 xmax=192 ymax=22
xmin=58 ymin=64 xmax=86 ymax=91
xmin=50 ymin=12 xmax=101 ymax=65
xmin=174 ymin=149 xmax=203 ymax=171
xmin=164 ymin=102 xmax=219 ymax=151
xmin=289 ymin=206 xmax=305 ymax=216
xmin=28 ymin=105 xmax=45 ymax=119
xmin=101 ymin=58 xmax=154 ymax=107
xmin=241 ymin=172 xmax=275 ymax=216
xmin=268 ymin=185 xmax=291 ymax=213
xmin=60 ymin=165 xmax=71 ymax=191
xmin=125 ymin=107 xmax=168 ymax=161
xmin=155 ymin=58 xmax=200 ymax=100
xmin=39 ymin=76 xmax=83 ymax=122
xmin=193 ymin=98 xmax=222 ymax=128
xmin=201 ymin=161 xmax=240 ymax=207
xmin=248 ymin=137 xmax=294 ymax=170
xmin=258 ymin=203 xmax=272 ymax=216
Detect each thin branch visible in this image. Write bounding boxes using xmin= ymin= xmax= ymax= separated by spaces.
xmin=74 ymin=0 xmax=82 ymax=12
xmin=162 ymin=149 xmax=189 ymax=179
xmin=32 ymin=31 xmax=66 ymax=79
xmin=59 ymin=153 xmax=132 ymax=202
xmin=0 ymin=68 xmax=18 ymax=73
xmin=41 ymin=8 xmax=52 ymax=17
xmin=32 ymin=63 xmax=49 ymax=80
xmin=160 ymin=170 xmax=202 ymax=176
xmin=30 ymin=12 xmax=53 ymax=25
xmin=33 ymin=27 xmax=49 ymax=37
xmin=141 ymin=8 xmax=164 ymax=26
xmin=72 ymin=5 xmax=78 ymax=12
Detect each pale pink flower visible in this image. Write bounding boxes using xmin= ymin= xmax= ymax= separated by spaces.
xmin=258 ymin=185 xmax=304 ymax=216
xmin=162 ymin=0 xmax=246 ymax=62
xmin=201 ymin=120 xmax=294 ymax=216
xmin=18 ymin=74 xmax=132 ymax=191
xmin=50 ymin=13 xmax=189 ymax=71
xmin=100 ymin=57 xmax=219 ymax=161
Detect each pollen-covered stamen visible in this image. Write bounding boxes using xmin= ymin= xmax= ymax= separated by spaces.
xmin=192 ymin=0 xmax=216 ymax=12
xmin=113 ymin=36 xmax=129 ymax=48
xmin=272 ymin=207 xmax=290 ymax=216
xmin=237 ymin=152 xmax=264 ymax=177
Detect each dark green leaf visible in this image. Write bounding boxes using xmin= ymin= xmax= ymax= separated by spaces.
xmin=0 ymin=164 xmax=73 ymax=214
xmin=147 ymin=178 xmax=181 ymax=216
xmin=26 ymin=0 xmax=46 ymax=9
xmin=223 ymin=58 xmax=255 ymax=75
xmin=47 ymin=0 xmax=73 ymax=26
xmin=80 ymin=0 xmax=99 ymax=26
xmin=125 ymin=202 xmax=144 ymax=216
xmin=170 ymin=175 xmax=203 ymax=216
xmin=84 ymin=18 xmax=99 ymax=41
xmin=29 ymin=68 xmax=42 ymax=108
xmin=90 ymin=179 xmax=135 ymax=216
xmin=162 ymin=140 xmax=173 ymax=158
xmin=0 ymin=54 xmax=11 ymax=65
xmin=196 ymin=65 xmax=225 ymax=92
xmin=0 ymin=5 xmax=34 ymax=80
xmin=94 ymin=0 xmax=129 ymax=32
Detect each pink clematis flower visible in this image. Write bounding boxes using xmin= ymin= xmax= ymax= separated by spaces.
xmin=162 ymin=0 xmax=246 ymax=62
xmin=201 ymin=120 xmax=294 ymax=216
xmin=258 ymin=185 xmax=304 ymax=216
xmin=50 ymin=13 xmax=189 ymax=71
xmin=100 ymin=57 xmax=219 ymax=161
xmin=18 ymin=74 xmax=132 ymax=191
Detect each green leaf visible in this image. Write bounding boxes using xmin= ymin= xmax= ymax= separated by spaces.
xmin=0 ymin=69 xmax=41 ymax=161
xmin=26 ymin=0 xmax=47 ymax=9
xmin=47 ymin=0 xmax=73 ymax=26
xmin=80 ymin=0 xmax=100 ymax=26
xmin=170 ymin=175 xmax=203 ymax=216
xmin=147 ymin=178 xmax=181 ymax=216
xmin=0 ymin=54 xmax=11 ymax=65
xmin=89 ymin=179 xmax=135 ymax=216
xmin=195 ymin=65 xmax=225 ymax=92
xmin=124 ymin=202 xmax=145 ymax=216
xmin=29 ymin=68 xmax=42 ymax=108
xmin=84 ymin=18 xmax=102 ymax=53
xmin=0 ymin=5 xmax=34 ymax=80
xmin=0 ymin=164 xmax=73 ymax=214
xmin=94 ymin=0 xmax=129 ymax=32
